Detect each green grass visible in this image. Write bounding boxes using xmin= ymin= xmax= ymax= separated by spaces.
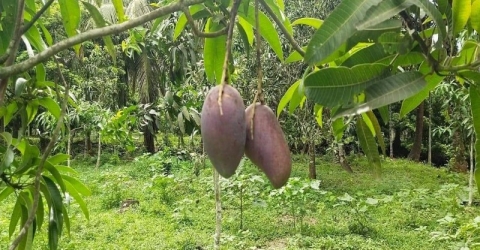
xmin=1 ymin=154 xmax=479 ymax=249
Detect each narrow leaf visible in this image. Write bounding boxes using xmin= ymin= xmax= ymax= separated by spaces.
xmin=304 ymin=64 xmax=388 ymax=108
xmin=407 ymin=0 xmax=446 ymax=48
xmin=0 ymin=186 xmax=14 ymax=203
xmin=291 ymin=18 xmax=323 ymax=29
xmin=356 ymin=0 xmax=412 ymax=30
xmin=112 ymin=0 xmax=125 ymax=22
xmin=452 ymin=0 xmax=471 ymax=36
xmin=61 ymin=175 xmax=92 ymax=196
xmin=400 ymin=73 xmax=444 ymax=117
xmin=277 ymin=80 xmax=300 ymax=117
xmin=38 ymin=97 xmax=61 ymax=119
xmin=64 ymin=181 xmax=90 ymax=220
xmin=471 ymin=0 xmax=480 ymax=33
xmin=238 ymin=7 xmax=284 ymax=62
xmin=203 ymin=18 xmax=226 ymax=83
xmin=367 ymin=111 xmax=386 ymax=155
xmin=470 ymin=85 xmax=480 ymax=194
xmin=356 ymin=118 xmax=381 ymax=175
xmin=305 ymin=0 xmax=383 ymax=65
xmin=58 ymin=0 xmax=81 ymax=54
xmin=334 ymin=71 xmax=426 ymax=119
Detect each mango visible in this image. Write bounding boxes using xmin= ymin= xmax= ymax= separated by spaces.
xmin=201 ymin=84 xmax=246 ymax=178
xmin=245 ymin=103 xmax=292 ymax=188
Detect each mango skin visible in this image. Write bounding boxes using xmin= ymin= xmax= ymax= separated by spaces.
xmin=245 ymin=103 xmax=292 ymax=188
xmin=201 ymin=84 xmax=246 ymax=178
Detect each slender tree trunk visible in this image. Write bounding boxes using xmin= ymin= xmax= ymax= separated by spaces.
xmin=428 ymin=95 xmax=432 ymax=165
xmin=143 ymin=126 xmax=155 ymax=154
xmin=452 ymin=129 xmax=468 ymax=172
xmin=389 ymin=106 xmax=395 ymax=158
xmin=338 ymin=142 xmax=353 ymax=173
xmin=85 ymin=129 xmax=92 ymax=156
xmin=469 ymin=135 xmax=475 ymax=206
xmin=213 ymin=170 xmax=222 ymax=250
xmin=67 ymin=127 xmax=72 ymax=168
xmin=96 ymin=133 xmax=102 ymax=169
xmin=309 ymin=138 xmax=317 ymax=179
xmin=408 ymin=101 xmax=424 ymax=161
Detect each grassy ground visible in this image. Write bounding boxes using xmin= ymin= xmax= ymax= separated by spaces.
xmin=1 ymin=153 xmax=479 ymax=249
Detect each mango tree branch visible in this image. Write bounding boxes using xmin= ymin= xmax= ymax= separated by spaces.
xmin=258 ymin=0 xmax=305 ymax=57
xmin=182 ymin=6 xmax=228 ymax=38
xmin=0 ymin=0 xmax=205 ymax=79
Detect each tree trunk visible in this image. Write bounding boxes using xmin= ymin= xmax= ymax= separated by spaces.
xmin=469 ymin=135 xmax=475 ymax=206
xmin=67 ymin=127 xmax=72 ymax=168
xmin=85 ymin=129 xmax=92 ymax=156
xmin=96 ymin=133 xmax=102 ymax=169
xmin=309 ymin=138 xmax=317 ymax=179
xmin=213 ymin=170 xmax=222 ymax=250
xmin=452 ymin=129 xmax=468 ymax=172
xmin=428 ymin=95 xmax=432 ymax=165
xmin=408 ymin=101 xmax=424 ymax=161
xmin=338 ymin=142 xmax=353 ymax=173
xmin=143 ymin=126 xmax=155 ymax=154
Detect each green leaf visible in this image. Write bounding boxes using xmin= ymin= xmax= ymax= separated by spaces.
xmin=4 ymin=102 xmax=18 ymax=127
xmin=82 ymin=1 xmax=117 ymax=63
xmin=356 ymin=0 xmax=412 ymax=30
xmin=332 ymin=117 xmax=346 ymax=141
xmin=400 ymin=73 xmax=444 ymax=117
xmin=356 ymin=117 xmax=381 ymax=175
xmin=36 ymin=63 xmax=46 ymax=82
xmin=24 ymin=24 xmax=47 ymax=52
xmin=471 ymin=0 xmax=480 ymax=33
xmin=277 ymin=79 xmax=300 ymax=117
xmin=48 ymin=154 xmax=69 ymax=165
xmin=238 ymin=16 xmax=254 ymax=46
xmin=0 ymin=186 xmax=14 ymax=203
xmin=452 ymin=0 xmax=471 ymax=36
xmin=62 ymin=204 xmax=71 ymax=236
xmin=58 ymin=0 xmax=81 ymax=54
xmin=26 ymin=101 xmax=39 ymax=125
xmin=45 ymin=161 xmax=67 ymax=193
xmin=315 ymin=104 xmax=323 ymax=127
xmin=9 ymin=197 xmax=22 ymax=237
xmin=291 ymin=17 xmax=323 ymax=29
xmin=112 ymin=0 xmax=125 ymax=22
xmin=289 ymin=80 xmax=305 ymax=114
xmin=378 ymin=106 xmax=390 ymax=123
xmin=263 ymin=0 xmax=293 ymax=35
xmin=15 ymin=78 xmax=28 ymax=97
xmin=44 ymin=176 xmax=64 ymax=250
xmin=204 ymin=18 xmax=226 ymax=83
xmin=36 ymin=194 xmax=45 ymax=231
xmin=341 ymin=44 xmax=388 ymax=67
xmin=407 ymin=0 xmax=446 ymax=48
xmin=469 ymin=85 xmax=480 ymax=194
xmin=173 ymin=5 xmax=204 ymax=40
xmin=238 ymin=7 xmax=284 ymax=62
xmin=38 ymin=22 xmax=53 ymax=46
xmin=285 ymin=46 xmax=307 ymax=63
xmin=1 ymin=147 xmax=14 ymax=174
xmin=305 ymin=0 xmax=383 ymax=65
xmin=64 ymin=181 xmax=90 ymax=220
xmin=38 ymin=97 xmax=61 ymax=119
xmin=304 ymin=64 xmax=388 ymax=108
xmin=334 ymin=71 xmax=426 ymax=119
xmin=55 ymin=165 xmax=79 ymax=175
xmin=61 ymin=175 xmax=91 ymax=196
xmin=366 ymin=111 xmax=386 ymax=155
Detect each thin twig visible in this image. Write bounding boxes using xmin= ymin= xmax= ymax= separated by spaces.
xmin=249 ymin=0 xmax=264 ymax=140
xmin=20 ymin=0 xmax=55 ymax=35
xmin=0 ymin=0 xmax=206 ymax=79
xmin=217 ymin=0 xmax=242 ymax=115
xmin=9 ymin=58 xmax=70 ymax=250
xmin=182 ymin=6 xmax=228 ymax=38
xmin=258 ymin=0 xmax=305 ymax=57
